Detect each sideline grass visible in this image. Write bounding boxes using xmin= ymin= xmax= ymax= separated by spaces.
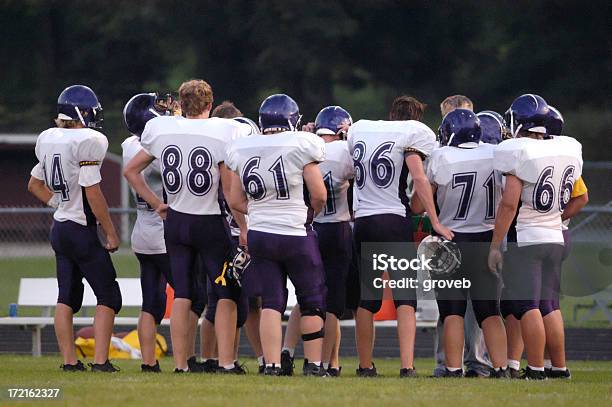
xmin=0 ymin=356 xmax=610 ymax=406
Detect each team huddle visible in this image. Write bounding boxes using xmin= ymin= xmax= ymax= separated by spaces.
xmin=27 ymin=80 xmax=587 ymax=380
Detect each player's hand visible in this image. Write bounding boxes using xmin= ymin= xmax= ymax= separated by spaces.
xmin=156 ymin=203 xmax=169 ymax=220
xmin=488 ymin=247 xmax=503 ymax=274
xmin=239 ymin=229 xmax=248 ymax=248
xmin=336 ymin=122 xmax=350 ymax=138
xmin=105 ymin=232 xmax=120 ymax=253
xmin=432 ymin=222 xmax=454 ymax=241
xmin=302 ymin=122 xmax=316 ymax=133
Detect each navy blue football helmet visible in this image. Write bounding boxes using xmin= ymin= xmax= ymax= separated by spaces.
xmin=438 ymin=108 xmax=482 ymax=147
xmin=57 ymin=85 xmax=103 ymax=128
xmin=476 ymin=110 xmax=507 ymax=144
xmin=504 ymin=94 xmax=550 ymax=137
xmin=545 ymin=106 xmax=564 ymax=137
xmin=123 ymin=93 xmax=173 ymax=137
xmin=233 ymin=117 xmax=261 ymax=135
xmin=258 ymin=94 xmax=301 ymax=133
xmin=314 ymin=106 xmax=353 ymax=137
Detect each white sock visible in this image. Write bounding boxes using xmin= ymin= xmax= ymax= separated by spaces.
xmin=447 ymin=367 xmax=462 ymax=372
xmin=544 ymin=359 xmax=552 ymax=369
xmin=528 ymin=365 xmax=545 ymax=371
xmin=552 ymin=366 xmax=567 ymax=371
xmin=322 ymin=362 xmax=329 ymax=369
xmin=257 ymin=356 xmax=265 ymax=366
xmin=309 ymin=361 xmax=321 ymax=366
xmin=282 ymin=347 xmax=294 ymax=357
xmin=494 ymin=366 xmax=508 ymax=372
xmin=204 ymin=358 xmax=218 ymax=362
xmin=223 ymin=364 xmax=235 ymax=370
xmin=266 ymin=363 xmax=275 ymax=368
xmin=178 ymin=367 xmax=189 ymax=372
xmin=508 ymin=359 xmax=520 ymax=370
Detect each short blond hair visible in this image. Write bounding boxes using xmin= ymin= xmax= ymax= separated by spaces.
xmin=178 ymin=79 xmax=213 ymax=117
xmin=440 ymin=95 xmax=473 ymax=117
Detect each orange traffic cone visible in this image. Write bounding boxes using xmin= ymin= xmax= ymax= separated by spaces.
xmin=373 ymin=272 xmax=397 ymax=321
xmin=164 ymin=284 xmax=174 ymax=319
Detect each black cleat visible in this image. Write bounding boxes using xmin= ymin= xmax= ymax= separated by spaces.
xmin=218 ymin=363 xmax=247 ymax=375
xmin=258 ymin=364 xmax=266 ymax=375
xmin=60 ymin=360 xmax=86 ymax=372
xmin=89 ymin=360 xmax=120 ymax=373
xmin=174 ymin=368 xmax=188 ymax=373
xmin=264 ymin=364 xmax=283 ymax=376
xmin=303 ymin=362 xmax=328 ymax=377
xmin=187 ymin=356 xmax=203 ymax=373
xmin=141 ymin=360 xmax=161 ymax=373
xmin=327 ymin=366 xmax=342 ymax=377
xmin=280 ymin=350 xmax=294 ymax=376
xmin=520 ymin=366 xmax=547 ymax=380
xmin=464 ymin=369 xmax=488 ymax=378
xmin=547 ymin=368 xmax=571 ymax=379
xmin=442 ymin=368 xmax=463 ymax=378
xmin=508 ymin=367 xmax=521 ymax=379
xmin=400 ymin=368 xmax=417 ymax=378
xmin=356 ymin=363 xmax=378 ymax=377
xmin=200 ymin=359 xmax=220 ymax=373
xmin=490 ymin=368 xmax=510 ymax=379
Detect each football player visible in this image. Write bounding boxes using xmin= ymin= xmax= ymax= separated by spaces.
xmin=411 ymin=109 xmax=508 ymax=378
xmin=348 ymin=112 xmax=452 ymax=377
xmin=27 ymin=85 xmax=122 ymax=372
xmin=502 ymin=105 xmax=588 ymax=379
xmin=122 ymin=93 xmax=176 ymax=372
xmin=489 ymin=94 xmax=583 ymax=380
xmin=476 ymin=111 xmax=510 ymax=144
xmin=280 ymin=106 xmax=354 ymax=376
xmin=226 ymin=94 xmax=328 ymax=376
xmin=123 ymin=80 xmax=248 ymax=373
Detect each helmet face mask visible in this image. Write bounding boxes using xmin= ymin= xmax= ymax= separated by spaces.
xmin=417 ymin=235 xmax=462 ymax=278
xmin=123 ymin=92 xmax=174 ymax=137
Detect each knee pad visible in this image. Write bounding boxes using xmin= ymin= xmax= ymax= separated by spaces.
xmin=539 ymin=300 xmax=555 ymax=317
xmin=359 ymin=299 xmax=382 ymax=314
xmin=511 ymin=300 xmax=539 ymax=320
xmin=302 ymin=328 xmax=325 ymax=342
xmin=500 ymin=300 xmax=514 ymax=319
xmin=142 ymin=299 xmax=166 ymax=325
xmin=437 ymin=300 xmax=466 ymax=322
xmin=472 ymin=300 xmax=501 ymax=326
xmin=97 ymin=282 xmax=122 ymax=314
xmin=301 ymin=307 xmax=326 ymax=321
xmin=58 ymin=280 xmax=85 ymax=314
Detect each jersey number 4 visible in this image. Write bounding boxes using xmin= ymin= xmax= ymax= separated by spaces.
xmin=242 ymin=156 xmax=289 ymax=200
xmin=161 ymin=145 xmax=213 ymax=196
xmin=452 ymin=171 xmax=496 ymax=220
xmin=44 ymin=154 xmax=70 ymax=201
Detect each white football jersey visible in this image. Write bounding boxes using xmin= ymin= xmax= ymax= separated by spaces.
xmin=227 ymin=131 xmax=325 ymax=236
xmin=31 ymin=128 xmax=107 ymax=226
xmin=347 ymin=120 xmax=436 ymax=218
xmin=426 ymin=143 xmax=502 ymax=233
xmin=122 ymin=136 xmax=166 ymax=254
xmin=494 ymin=136 xmax=583 ymax=245
xmin=315 ymin=140 xmax=354 ymax=223
xmin=140 ymin=116 xmax=249 ymax=215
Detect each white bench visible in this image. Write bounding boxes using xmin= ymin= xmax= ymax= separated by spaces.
xmin=0 ymin=277 xmax=438 ymax=357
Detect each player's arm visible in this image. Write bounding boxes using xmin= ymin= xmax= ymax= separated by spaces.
xmin=406 ymin=154 xmax=453 ymax=240
xmin=220 ymin=163 xmax=248 ymax=246
xmin=303 ymin=162 xmax=326 ymax=215
xmin=27 ymin=176 xmax=54 ymax=206
xmin=85 ymin=183 xmax=119 ymax=252
xmin=123 ymin=150 xmax=165 ymax=217
xmin=410 ymin=184 xmax=437 ymax=215
xmin=228 ymin=171 xmax=248 ymax=215
xmin=562 ymin=177 xmax=589 ymax=221
xmin=488 ymin=174 xmax=522 ymax=272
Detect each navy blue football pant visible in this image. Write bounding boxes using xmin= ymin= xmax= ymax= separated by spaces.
xmin=50 ymin=220 xmax=122 ymax=314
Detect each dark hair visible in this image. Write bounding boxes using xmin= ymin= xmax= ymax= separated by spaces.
xmin=389 ymin=96 xmax=427 ymax=121
xmin=211 ymin=101 xmax=243 ymax=119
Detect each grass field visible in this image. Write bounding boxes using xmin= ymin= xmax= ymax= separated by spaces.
xmin=0 ymin=356 xmax=610 ymax=406
xmin=0 ymin=254 xmax=609 ymax=327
